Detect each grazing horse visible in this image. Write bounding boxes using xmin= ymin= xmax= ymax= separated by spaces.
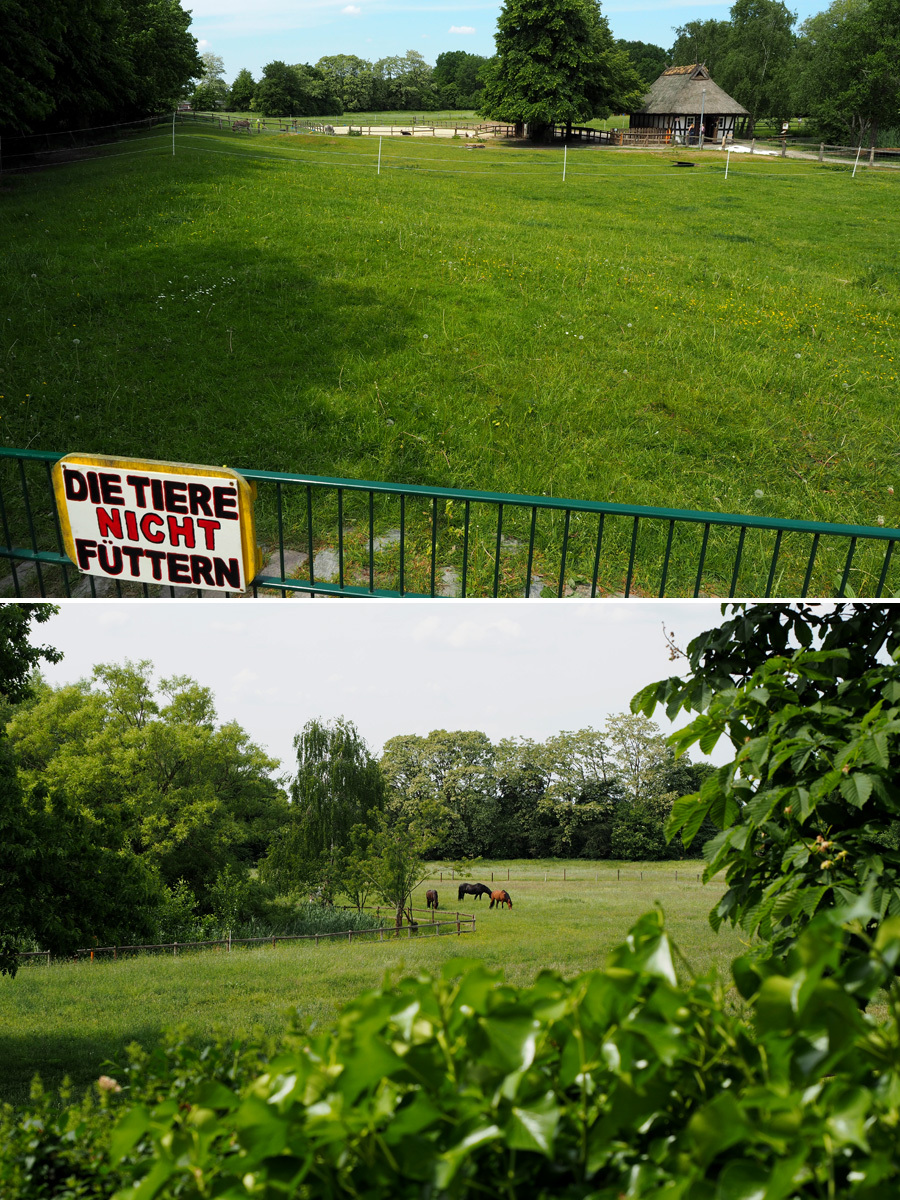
xmin=458 ymin=882 xmax=493 ymax=902
xmin=426 ymin=889 xmax=439 ymax=909
xmin=489 ymin=890 xmax=512 ymax=910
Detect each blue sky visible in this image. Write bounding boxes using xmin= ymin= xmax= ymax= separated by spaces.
xmin=186 ymin=0 xmax=826 ymax=84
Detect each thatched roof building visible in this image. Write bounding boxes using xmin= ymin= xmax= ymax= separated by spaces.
xmin=630 ymin=64 xmax=748 ymax=144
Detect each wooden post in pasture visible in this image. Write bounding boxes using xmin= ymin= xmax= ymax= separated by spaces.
xmin=491 ymin=871 xmax=494 ymax=881
xmin=563 ymin=867 xmax=566 ymax=881
xmin=617 ymin=869 xmax=620 ymax=881
xmin=750 ymin=139 xmax=755 ymax=154
xmin=174 ymin=942 xmax=178 ymax=956
xmin=676 ymin=871 xmax=678 ymax=881
xmin=227 ymin=931 xmax=231 ymax=953
xmin=348 ymin=930 xmax=352 ymax=944
xmin=272 ymin=936 xmax=276 ymax=949
xmin=819 ymin=143 xmax=824 ymax=162
xmin=507 ymin=868 xmax=509 ymax=882
xmin=315 ymin=934 xmax=319 ymax=947
xmin=457 ymin=915 xmax=461 ymax=936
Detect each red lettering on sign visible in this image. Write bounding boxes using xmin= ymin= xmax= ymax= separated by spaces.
xmin=140 ymin=513 xmax=165 ymax=543
xmin=167 ymin=515 xmax=195 ymax=548
xmin=96 ymin=508 xmax=123 ymax=539
xmin=196 ymin=518 xmax=221 ymax=550
xmin=124 ymin=511 xmax=139 ymax=541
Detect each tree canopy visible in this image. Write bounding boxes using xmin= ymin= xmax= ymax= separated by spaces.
xmin=2 ymin=659 xmax=287 ymax=967
xmin=479 ymin=0 xmax=643 ymax=136
xmin=0 ymin=0 xmax=202 ymax=134
xmin=794 ymin=0 xmax=900 ymax=145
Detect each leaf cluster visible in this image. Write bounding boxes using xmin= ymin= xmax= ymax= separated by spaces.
xmin=634 ymin=604 xmax=900 ymax=948
xmin=5 ymin=907 xmax=900 ymax=1197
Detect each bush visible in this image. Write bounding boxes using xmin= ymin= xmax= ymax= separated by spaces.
xmin=4 ymin=905 xmax=900 ymax=1198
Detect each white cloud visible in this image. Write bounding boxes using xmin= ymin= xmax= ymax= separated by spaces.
xmin=197 ymin=38 xmax=211 ymax=50
xmin=342 ymin=3 xmax=361 ymax=12
xmin=412 ymin=615 xmax=522 ymax=649
xmin=449 ymin=24 xmax=475 ymax=32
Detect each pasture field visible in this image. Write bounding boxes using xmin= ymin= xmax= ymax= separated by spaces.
xmin=2 ymin=123 xmax=898 ymax=591
xmin=0 ymin=863 xmax=744 ymax=1109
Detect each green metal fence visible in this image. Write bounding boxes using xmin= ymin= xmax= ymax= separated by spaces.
xmin=1 ymin=446 xmax=897 ymax=598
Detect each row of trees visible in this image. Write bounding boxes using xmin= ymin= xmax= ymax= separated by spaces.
xmin=192 ymin=50 xmax=491 ymax=118
xmin=1 ymin=0 xmax=201 ymax=135
xmin=671 ymin=0 xmax=900 ymax=143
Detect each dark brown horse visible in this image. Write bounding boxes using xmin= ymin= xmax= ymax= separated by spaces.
xmin=458 ymin=882 xmax=492 ymax=901
xmin=489 ymin=890 xmax=512 ymax=909
xmin=426 ymin=889 xmax=439 ymax=909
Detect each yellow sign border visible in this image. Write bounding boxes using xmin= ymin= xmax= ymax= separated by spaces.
xmin=51 ymin=453 xmax=263 ymax=590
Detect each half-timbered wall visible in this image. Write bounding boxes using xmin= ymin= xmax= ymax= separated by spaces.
xmin=630 ymin=113 xmax=738 ymax=142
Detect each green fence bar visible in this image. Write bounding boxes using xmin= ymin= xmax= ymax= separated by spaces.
xmin=0 ymin=446 xmax=897 ymax=599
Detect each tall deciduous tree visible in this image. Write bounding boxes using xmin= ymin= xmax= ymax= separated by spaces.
xmin=381 ymin=730 xmax=496 ymax=858
xmin=669 ymin=19 xmax=732 ymax=75
xmin=480 ymin=0 xmax=643 ymax=138
xmin=794 ymin=0 xmax=900 ymax=146
xmin=616 ymin=40 xmax=671 ymax=89
xmin=0 ymin=0 xmax=201 ymax=134
xmin=8 ymin=661 xmax=287 ymax=907
xmin=718 ymin=0 xmax=796 ymax=134
xmin=261 ymin=718 xmax=383 ymax=892
xmin=228 ymin=67 xmax=256 ymax=111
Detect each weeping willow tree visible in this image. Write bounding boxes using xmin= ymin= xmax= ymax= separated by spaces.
xmin=260 ymin=717 xmax=384 ymax=896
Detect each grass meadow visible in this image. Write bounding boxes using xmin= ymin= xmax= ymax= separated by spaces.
xmin=2 ymin=122 xmax=899 ymax=592
xmin=0 ymin=862 xmax=744 ymax=1108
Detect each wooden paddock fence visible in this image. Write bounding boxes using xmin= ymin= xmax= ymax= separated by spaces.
xmin=17 ymin=911 xmax=475 ymax=967
xmin=433 ymin=867 xmax=715 ymax=885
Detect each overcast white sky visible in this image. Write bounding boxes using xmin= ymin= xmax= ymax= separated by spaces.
xmin=186 ymin=0 xmax=827 ymax=86
xmin=38 ymin=600 xmax=738 ymax=776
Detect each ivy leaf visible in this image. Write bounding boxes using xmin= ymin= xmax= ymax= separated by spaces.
xmin=505 ymin=1092 xmax=558 ymax=1156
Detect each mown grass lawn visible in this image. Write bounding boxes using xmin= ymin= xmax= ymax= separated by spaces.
xmin=2 ymin=124 xmax=898 ymax=591
xmin=0 ymin=862 xmax=742 ymax=1108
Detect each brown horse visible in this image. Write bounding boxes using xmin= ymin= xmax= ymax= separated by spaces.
xmin=426 ymin=889 xmax=439 ymax=909
xmin=489 ymin=890 xmax=512 ymax=909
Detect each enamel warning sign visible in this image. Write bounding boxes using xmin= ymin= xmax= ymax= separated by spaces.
xmin=52 ymin=454 xmax=262 ymax=592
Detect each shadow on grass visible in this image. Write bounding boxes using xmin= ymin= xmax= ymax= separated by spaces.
xmin=0 ymin=1022 xmax=163 ymax=1108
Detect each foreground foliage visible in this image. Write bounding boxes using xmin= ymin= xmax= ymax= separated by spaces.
xmin=635 ymin=604 xmax=900 ymax=949
xmin=3 ymin=906 xmax=900 ymax=1198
